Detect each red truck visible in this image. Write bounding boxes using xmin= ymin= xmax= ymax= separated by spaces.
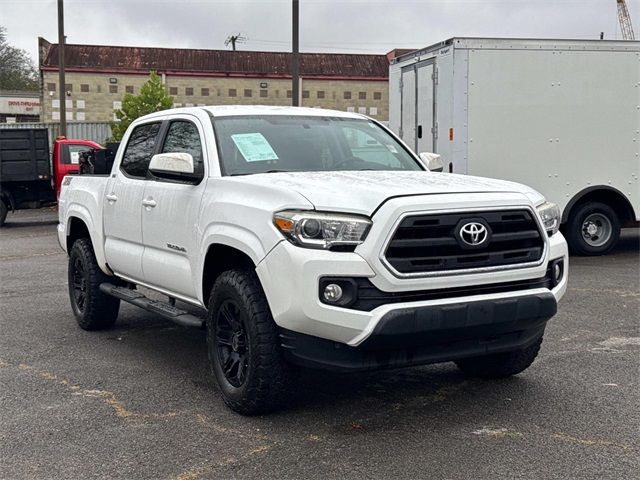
xmin=52 ymin=137 xmax=108 ymax=197
xmin=0 ymin=128 xmax=115 ymax=226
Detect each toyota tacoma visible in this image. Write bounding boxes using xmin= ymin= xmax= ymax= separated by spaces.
xmin=58 ymin=106 xmax=568 ymax=414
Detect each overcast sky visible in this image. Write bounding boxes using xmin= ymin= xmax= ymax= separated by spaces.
xmin=3 ymin=0 xmax=639 ymax=64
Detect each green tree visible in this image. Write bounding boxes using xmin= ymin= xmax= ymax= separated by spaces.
xmin=0 ymin=26 xmax=38 ymax=91
xmin=109 ymin=71 xmax=173 ymax=141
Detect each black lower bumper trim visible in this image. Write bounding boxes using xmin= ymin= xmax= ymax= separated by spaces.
xmin=280 ymin=292 xmax=556 ymax=372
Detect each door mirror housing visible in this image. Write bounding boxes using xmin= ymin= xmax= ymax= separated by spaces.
xmin=418 ymin=152 xmax=444 ymax=172
xmin=148 ymin=152 xmax=201 ymax=184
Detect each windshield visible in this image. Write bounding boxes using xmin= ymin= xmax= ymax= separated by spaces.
xmin=211 ymin=115 xmax=423 ymax=176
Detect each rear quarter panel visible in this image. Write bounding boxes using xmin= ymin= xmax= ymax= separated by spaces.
xmin=58 ymin=176 xmax=109 ymax=271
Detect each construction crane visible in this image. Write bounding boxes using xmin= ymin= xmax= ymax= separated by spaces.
xmin=617 ymin=0 xmax=635 ymax=40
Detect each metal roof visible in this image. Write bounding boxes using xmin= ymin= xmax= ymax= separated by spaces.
xmin=40 ymin=41 xmax=390 ymax=79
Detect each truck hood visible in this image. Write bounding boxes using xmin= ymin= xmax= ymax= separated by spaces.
xmin=236 ymin=171 xmax=543 ymax=215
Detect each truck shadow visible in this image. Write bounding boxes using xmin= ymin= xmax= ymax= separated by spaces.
xmin=610 ymin=229 xmax=640 ymax=253
xmin=107 ymin=310 xmax=538 ymax=424
xmin=1 ymin=219 xmax=58 ymax=229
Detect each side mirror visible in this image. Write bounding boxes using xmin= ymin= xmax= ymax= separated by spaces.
xmin=418 ymin=152 xmax=444 ymax=172
xmin=149 ymin=152 xmax=201 ymax=183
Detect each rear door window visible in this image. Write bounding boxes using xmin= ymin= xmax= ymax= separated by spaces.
xmin=120 ymin=122 xmax=161 ymax=178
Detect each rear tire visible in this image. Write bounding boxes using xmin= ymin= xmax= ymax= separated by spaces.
xmin=0 ymin=200 xmax=7 ymax=226
xmin=565 ymin=201 xmax=620 ymax=256
xmin=455 ymin=336 xmax=543 ymax=379
xmin=68 ymin=238 xmax=120 ymax=330
xmin=206 ymin=269 xmax=294 ymax=415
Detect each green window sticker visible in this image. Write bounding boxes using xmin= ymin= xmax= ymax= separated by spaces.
xmin=231 ymin=133 xmax=279 ymax=162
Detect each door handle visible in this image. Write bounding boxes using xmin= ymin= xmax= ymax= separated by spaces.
xmin=142 ymin=198 xmax=157 ymax=208
xmin=106 ymin=193 xmax=118 ymax=203
xmin=417 ymin=125 xmax=423 ymax=139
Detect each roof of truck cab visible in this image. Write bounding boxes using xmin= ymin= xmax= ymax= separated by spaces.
xmin=137 ymin=105 xmax=369 ymax=121
xmin=203 ymin=105 xmax=367 ymax=118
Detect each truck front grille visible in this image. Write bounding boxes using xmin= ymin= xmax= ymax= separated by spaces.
xmin=384 ymin=209 xmax=544 ymax=275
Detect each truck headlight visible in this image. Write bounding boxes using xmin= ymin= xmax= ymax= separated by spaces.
xmin=536 ymin=201 xmax=561 ymax=235
xmin=273 ymin=210 xmax=372 ymax=250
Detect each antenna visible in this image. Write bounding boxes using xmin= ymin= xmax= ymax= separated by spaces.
xmin=224 ymin=33 xmax=247 ymax=51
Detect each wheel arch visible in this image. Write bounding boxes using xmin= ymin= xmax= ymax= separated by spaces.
xmin=562 ymin=186 xmax=636 ymax=226
xmin=201 ymin=243 xmax=257 ymax=304
xmin=65 ymin=211 xmax=110 ymax=274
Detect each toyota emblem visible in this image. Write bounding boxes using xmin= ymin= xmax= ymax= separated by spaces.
xmin=459 ymin=222 xmax=489 ymax=246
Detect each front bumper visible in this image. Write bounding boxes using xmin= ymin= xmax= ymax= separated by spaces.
xmin=280 ymin=291 xmax=556 ymax=372
xmin=256 ymin=229 xmax=568 ymax=347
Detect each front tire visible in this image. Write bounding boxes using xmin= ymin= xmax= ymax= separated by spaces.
xmin=565 ymin=201 xmax=620 ymax=256
xmin=68 ymin=238 xmax=120 ymax=330
xmin=455 ymin=336 xmax=543 ymax=379
xmin=0 ymin=200 xmax=7 ymax=227
xmin=206 ymin=269 xmax=293 ymax=415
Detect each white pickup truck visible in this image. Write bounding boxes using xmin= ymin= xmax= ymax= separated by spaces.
xmin=58 ymin=106 xmax=568 ymax=414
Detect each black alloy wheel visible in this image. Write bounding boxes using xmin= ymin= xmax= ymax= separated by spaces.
xmin=71 ymin=256 xmax=88 ymax=313
xmin=215 ymin=300 xmax=249 ymax=388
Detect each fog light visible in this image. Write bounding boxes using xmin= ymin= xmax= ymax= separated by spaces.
xmin=323 ymin=283 xmax=343 ymax=302
xmin=550 ymin=259 xmax=564 ymax=287
xmin=553 ymin=263 xmax=562 ymax=282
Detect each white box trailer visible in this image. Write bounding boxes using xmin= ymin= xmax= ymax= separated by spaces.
xmin=389 ymin=37 xmax=639 ymax=255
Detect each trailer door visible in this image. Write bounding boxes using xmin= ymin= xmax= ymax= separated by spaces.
xmin=415 ymin=61 xmax=435 ymax=154
xmin=399 ymin=65 xmax=416 ymax=150
xmin=399 ymin=60 xmax=436 ymax=153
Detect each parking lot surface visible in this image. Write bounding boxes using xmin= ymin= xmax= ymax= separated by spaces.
xmin=1 ymin=208 xmax=638 ymax=480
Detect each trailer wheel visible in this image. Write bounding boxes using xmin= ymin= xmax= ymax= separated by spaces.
xmin=68 ymin=238 xmax=120 ymax=330
xmin=566 ymin=201 xmax=620 ymax=256
xmin=0 ymin=200 xmax=7 ymax=227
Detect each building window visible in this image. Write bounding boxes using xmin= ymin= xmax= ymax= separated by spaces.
xmin=126 ymin=85 xmax=134 ymax=94
xmin=65 ymin=83 xmax=73 ymax=92
xmin=97 ymin=85 xmax=102 ymax=93
xmin=47 ymin=83 xmax=56 ymax=92
xmin=317 ymin=90 xmax=325 ymax=99
xmin=286 ymin=90 xmax=292 ymax=98
xmin=244 ymin=89 xmax=252 ymax=97
xmin=169 ymin=87 xmax=178 ymax=95
xmin=260 ymin=89 xmax=268 ymax=98
xmin=185 ymin=87 xmax=194 ymax=96
xmin=343 ymin=91 xmax=351 ymax=100
xmin=109 ymin=85 xmax=118 ymax=94
xmin=373 ymin=91 xmax=382 ymax=100
xmin=80 ymin=84 xmax=89 ymax=93
xmin=201 ymin=88 xmax=209 ymax=96
xmin=302 ymin=90 xmax=309 ymax=99
xmin=229 ymin=88 xmax=237 ymax=97
xmin=359 ymin=91 xmax=367 ymax=100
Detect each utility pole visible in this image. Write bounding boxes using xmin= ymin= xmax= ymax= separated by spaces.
xmin=57 ymin=0 xmax=66 ymax=135
xmin=292 ymin=0 xmax=300 ymax=106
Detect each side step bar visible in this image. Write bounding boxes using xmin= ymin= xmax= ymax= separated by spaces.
xmin=99 ymin=283 xmax=205 ymax=329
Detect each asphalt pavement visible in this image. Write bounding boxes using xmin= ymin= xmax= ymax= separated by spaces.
xmin=1 ymin=208 xmax=638 ymax=480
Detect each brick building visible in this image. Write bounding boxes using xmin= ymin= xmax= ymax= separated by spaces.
xmin=38 ymin=38 xmax=402 ymax=123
